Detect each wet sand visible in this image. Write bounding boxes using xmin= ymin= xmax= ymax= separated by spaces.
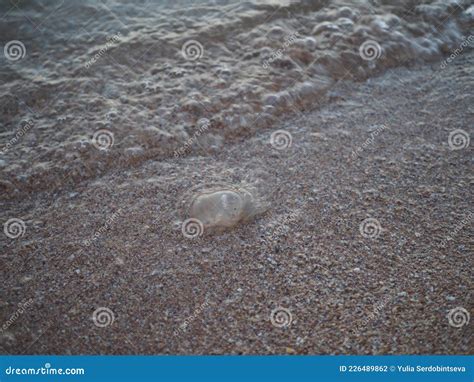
xmin=1 ymin=46 xmax=472 ymax=354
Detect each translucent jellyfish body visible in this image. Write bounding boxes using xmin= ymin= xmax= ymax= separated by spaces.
xmin=184 ymin=185 xmax=266 ymax=232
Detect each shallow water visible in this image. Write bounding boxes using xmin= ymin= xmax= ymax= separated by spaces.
xmin=0 ymin=0 xmax=472 ymax=195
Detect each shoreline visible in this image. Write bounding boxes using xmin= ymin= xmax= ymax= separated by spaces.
xmin=1 ymin=49 xmax=472 ymax=354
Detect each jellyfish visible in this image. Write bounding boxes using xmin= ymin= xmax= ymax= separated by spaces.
xmin=186 ymin=185 xmax=266 ymax=232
